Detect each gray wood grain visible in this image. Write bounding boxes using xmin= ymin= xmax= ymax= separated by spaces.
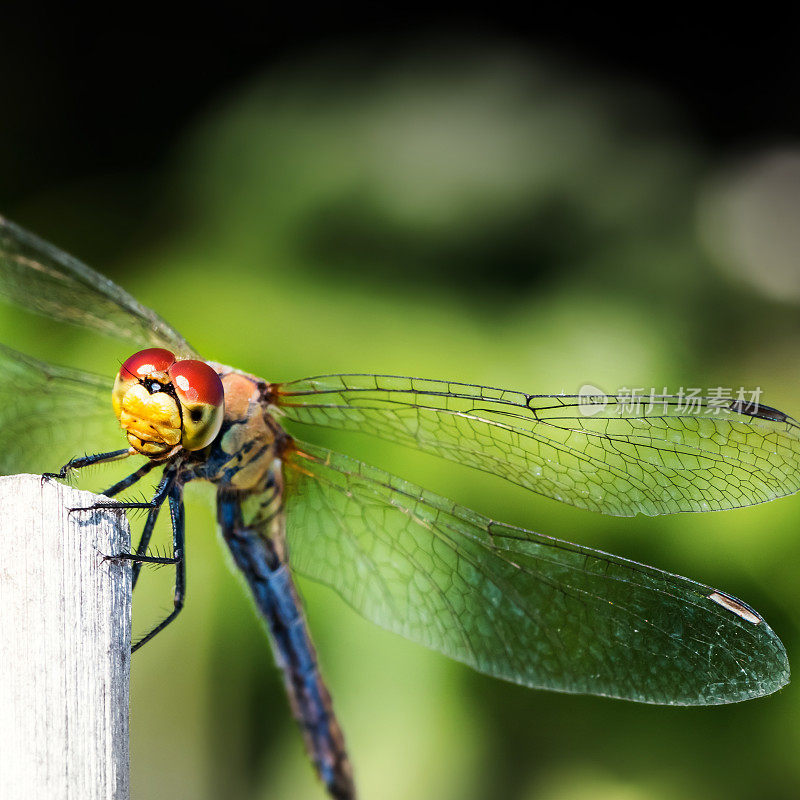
xmin=0 ymin=474 xmax=132 ymax=800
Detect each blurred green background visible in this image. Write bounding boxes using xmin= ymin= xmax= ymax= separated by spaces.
xmin=3 ymin=19 xmax=800 ymax=800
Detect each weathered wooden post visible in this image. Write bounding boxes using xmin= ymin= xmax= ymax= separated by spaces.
xmin=0 ymin=474 xmax=132 ymax=800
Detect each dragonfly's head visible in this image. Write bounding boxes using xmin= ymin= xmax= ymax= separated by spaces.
xmin=112 ymin=348 xmax=225 ymax=458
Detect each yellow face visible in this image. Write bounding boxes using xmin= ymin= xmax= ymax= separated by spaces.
xmin=112 ymin=348 xmax=225 ymax=458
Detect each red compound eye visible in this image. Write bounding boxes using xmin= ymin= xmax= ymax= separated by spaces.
xmin=168 ymin=360 xmax=224 ymax=406
xmin=113 ymin=348 xmax=178 ymax=424
xmin=120 ymin=348 xmax=176 ymax=379
xmin=167 ymin=360 xmax=225 ymax=450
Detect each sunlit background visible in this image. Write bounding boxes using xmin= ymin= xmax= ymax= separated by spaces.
xmin=2 ymin=18 xmax=800 ymax=800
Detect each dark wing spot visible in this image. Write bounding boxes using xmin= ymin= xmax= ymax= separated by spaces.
xmin=729 ymin=399 xmax=788 ymax=423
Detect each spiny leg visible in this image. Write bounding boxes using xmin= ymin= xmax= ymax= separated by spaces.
xmin=88 ymin=467 xmax=185 ymax=650
xmin=130 ymin=469 xmax=177 ymax=589
xmin=41 ymin=436 xmax=188 ymax=652
xmin=102 ymin=467 xmax=177 ymax=588
xmin=42 ymin=447 xmax=134 ymax=481
xmin=75 ymin=465 xmax=176 ymax=519
xmin=70 ymin=465 xmax=177 ymax=590
xmin=60 ymin=456 xmax=163 ymax=515
xmin=102 ymin=460 xmax=160 ymax=498
xmin=130 ymin=481 xmax=186 ymax=652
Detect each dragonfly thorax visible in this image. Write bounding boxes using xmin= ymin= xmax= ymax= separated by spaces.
xmin=112 ymin=348 xmax=225 ymax=458
xmin=205 ymin=369 xmax=285 ymax=492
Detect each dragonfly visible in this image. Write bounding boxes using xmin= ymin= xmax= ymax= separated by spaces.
xmin=0 ymin=217 xmax=795 ymax=799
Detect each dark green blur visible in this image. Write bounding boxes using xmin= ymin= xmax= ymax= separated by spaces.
xmin=5 ymin=47 xmax=800 ymax=800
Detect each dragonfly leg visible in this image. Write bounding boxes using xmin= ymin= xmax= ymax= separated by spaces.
xmin=130 ymin=481 xmax=186 ymax=653
xmin=131 ymin=501 xmax=168 ymax=591
xmin=72 ymin=465 xmax=175 ymax=514
xmin=42 ymin=447 xmax=134 ymax=481
xmin=131 ymin=469 xmax=179 ymax=589
xmin=101 ymin=460 xmax=160 ymax=498
xmin=102 ymin=462 xmax=166 ymax=592
xmin=73 ymin=467 xmax=178 ymax=596
xmin=71 ymin=499 xmax=161 ymax=511
xmin=104 ymin=552 xmax=180 ymax=566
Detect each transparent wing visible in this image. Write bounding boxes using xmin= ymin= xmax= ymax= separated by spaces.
xmin=276 ymin=375 xmax=800 ymax=516
xmin=0 ymin=216 xmax=197 ymax=356
xmin=284 ymin=442 xmax=789 ymax=705
xmin=0 ymin=344 xmax=123 ymax=475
